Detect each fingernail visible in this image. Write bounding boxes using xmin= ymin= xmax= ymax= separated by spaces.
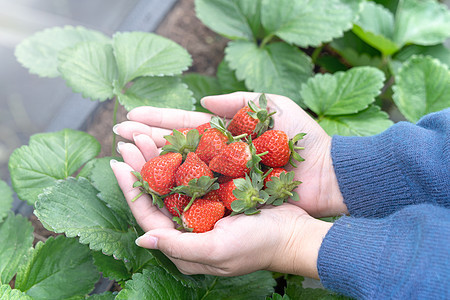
xmin=109 ymin=159 xmax=118 ymax=167
xmin=116 ymin=141 xmax=125 ymax=154
xmin=126 ymin=112 xmax=131 ymax=120
xmin=200 ymin=97 xmax=207 ymax=107
xmin=132 ymin=133 xmax=141 ymax=141
xmin=112 ymin=124 xmax=120 ymax=135
xmin=135 ymin=235 xmax=158 ymax=249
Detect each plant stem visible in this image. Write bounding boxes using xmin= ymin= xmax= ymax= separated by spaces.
xmin=311 ymin=45 xmax=324 ymax=64
xmin=112 ymin=96 xmax=119 ymax=156
xmin=259 ymin=34 xmax=274 ymax=48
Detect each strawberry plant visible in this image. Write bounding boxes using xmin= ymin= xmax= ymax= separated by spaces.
xmin=5 ymin=0 xmax=450 ymax=298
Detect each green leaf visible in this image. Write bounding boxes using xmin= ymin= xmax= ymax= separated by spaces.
xmin=318 ymin=105 xmax=393 ymax=136
xmin=118 ymin=76 xmax=194 ymax=111
xmin=301 ymin=66 xmax=385 ymax=116
xmin=92 ymin=251 xmax=131 ymax=282
xmin=393 ymin=0 xmax=450 ymax=47
xmin=115 ymin=266 xmax=197 ymax=300
xmin=34 ymin=177 xmax=140 ymax=261
xmin=394 ymin=44 xmax=450 ymax=70
xmin=85 ymin=292 xmax=117 ymax=300
xmin=85 ymin=157 xmax=134 ymax=223
xmin=261 ymin=0 xmax=360 ymax=47
xmin=217 ymin=60 xmax=247 ymax=93
xmin=0 ymin=285 xmax=32 ymax=300
xmin=15 ymin=26 xmax=110 ymax=78
xmin=9 ymin=129 xmax=100 ymax=205
xmin=392 ymin=55 xmax=450 ymax=123
xmin=58 ymin=42 xmax=118 ymax=101
xmin=352 ymin=1 xmax=399 ymax=56
xmin=225 ymin=41 xmax=313 ymax=106
xmin=0 ymin=213 xmax=34 ymax=284
xmin=15 ymin=236 xmax=99 ymax=300
xmin=285 ymin=275 xmax=351 ymax=300
xmin=113 ymin=32 xmax=192 ymax=86
xmin=195 ymin=0 xmax=263 ymax=41
xmin=198 ymin=271 xmax=276 ymax=299
xmin=182 ymin=73 xmax=223 ymax=102
xmin=0 ymin=180 xmax=13 ymax=222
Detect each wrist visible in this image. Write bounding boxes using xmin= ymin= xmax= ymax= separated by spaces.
xmin=267 ymin=213 xmax=332 ymax=279
xmin=321 ymin=136 xmax=347 ymax=217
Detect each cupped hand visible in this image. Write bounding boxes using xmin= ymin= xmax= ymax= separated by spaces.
xmin=113 ymin=92 xmax=347 ymax=218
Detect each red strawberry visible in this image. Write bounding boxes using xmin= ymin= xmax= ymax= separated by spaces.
xmin=164 ymin=128 xmax=193 ymax=145
xmin=209 ymin=141 xmax=252 ymax=178
xmin=195 ymin=128 xmax=229 ymax=164
xmin=264 ymin=167 xmax=287 ymax=187
xmin=264 ymin=170 xmax=302 ymax=206
xmin=217 ymin=180 xmax=239 ymax=210
xmin=196 ymin=122 xmax=211 ymax=134
xmin=217 ymin=174 xmax=234 ymax=184
xmin=175 ymin=152 xmax=214 ymax=186
xmin=227 ymin=94 xmax=274 ymax=139
xmin=204 ymin=188 xmax=221 ymax=202
xmin=172 ymin=152 xmax=219 ymax=212
xmin=253 ymin=130 xmax=306 ymax=167
xmin=140 ymin=153 xmax=182 ymax=195
xmin=132 ymin=152 xmax=182 ymax=207
xmin=162 ymin=129 xmax=200 ymax=159
xmin=164 ymin=193 xmax=190 ymax=217
xmin=181 ymin=198 xmax=225 ymax=233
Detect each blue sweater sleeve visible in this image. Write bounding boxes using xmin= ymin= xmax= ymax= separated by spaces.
xmin=331 ymin=108 xmax=450 ymax=218
xmin=317 ymin=204 xmax=450 ymax=299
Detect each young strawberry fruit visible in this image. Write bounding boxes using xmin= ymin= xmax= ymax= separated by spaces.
xmin=164 ymin=193 xmax=190 ymax=217
xmin=132 ymin=152 xmax=182 ymax=207
xmin=253 ymin=130 xmax=306 ymax=168
xmin=227 ymin=93 xmax=275 ymax=139
xmin=264 ymin=170 xmax=302 ymax=206
xmin=173 ymin=152 xmax=218 ymax=212
xmin=180 ymin=198 xmax=225 ymax=233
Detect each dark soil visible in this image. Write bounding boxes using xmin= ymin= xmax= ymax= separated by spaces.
xmin=83 ymin=0 xmax=228 ymax=159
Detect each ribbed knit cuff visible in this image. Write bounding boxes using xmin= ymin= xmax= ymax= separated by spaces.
xmin=317 ymin=216 xmax=390 ymax=299
xmin=331 ymin=133 xmax=412 ymax=218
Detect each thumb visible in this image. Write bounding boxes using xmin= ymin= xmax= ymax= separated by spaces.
xmin=135 ymin=228 xmax=217 ymax=263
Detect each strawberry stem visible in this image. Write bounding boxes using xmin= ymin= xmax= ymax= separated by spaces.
xmin=131 ymin=191 xmax=144 ymax=202
xmin=183 ymin=194 xmax=198 ymax=212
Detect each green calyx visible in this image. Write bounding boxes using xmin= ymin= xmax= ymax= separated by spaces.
xmin=265 ymin=171 xmax=301 ymax=206
xmin=161 ymin=129 xmax=200 ymax=159
xmin=231 ymin=172 xmax=269 ymax=215
xmin=288 ymin=132 xmax=306 ymax=167
xmin=247 ymin=93 xmax=276 ymax=137
xmin=131 ymin=171 xmax=165 ymax=208
xmin=171 ymin=176 xmax=219 ymax=212
xmin=246 ymin=140 xmax=267 ymax=174
xmin=210 ymin=115 xmax=247 ymax=143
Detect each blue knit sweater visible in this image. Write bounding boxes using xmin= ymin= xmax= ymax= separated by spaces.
xmin=318 ymin=108 xmax=450 ymax=299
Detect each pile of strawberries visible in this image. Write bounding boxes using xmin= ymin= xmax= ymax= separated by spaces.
xmin=132 ymin=94 xmax=306 ymax=233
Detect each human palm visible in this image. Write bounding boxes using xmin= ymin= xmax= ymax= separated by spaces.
xmin=114 ymin=92 xmax=346 ymax=218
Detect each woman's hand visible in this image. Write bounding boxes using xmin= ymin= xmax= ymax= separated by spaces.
xmin=113 ymin=92 xmax=347 ymax=218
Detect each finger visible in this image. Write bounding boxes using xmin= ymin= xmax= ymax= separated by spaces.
xmin=136 ymin=228 xmax=222 ymax=265
xmin=127 ymin=106 xmax=213 ymax=130
xmin=117 ymin=142 xmax=146 ymax=172
xmin=133 ymin=134 xmax=160 ymax=161
xmin=110 ymin=160 xmax=174 ymax=231
xmin=200 ymin=92 xmax=261 ymax=118
xmin=114 ymin=121 xmax=172 ymax=146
